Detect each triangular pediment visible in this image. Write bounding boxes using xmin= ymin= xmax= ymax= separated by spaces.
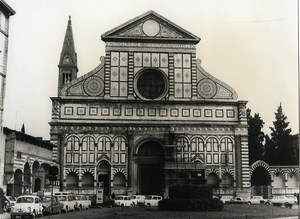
xmin=101 ymin=10 xmax=200 ymax=44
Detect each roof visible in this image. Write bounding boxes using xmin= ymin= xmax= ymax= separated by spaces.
xmin=0 ymin=0 xmax=15 ymax=17
xmin=3 ymin=127 xmax=54 ymax=150
xmin=101 ymin=10 xmax=200 ymax=44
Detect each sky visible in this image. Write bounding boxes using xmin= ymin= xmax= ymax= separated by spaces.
xmin=3 ymin=0 xmax=299 ymax=140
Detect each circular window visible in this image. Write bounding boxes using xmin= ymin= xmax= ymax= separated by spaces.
xmin=135 ymin=69 xmax=168 ymax=100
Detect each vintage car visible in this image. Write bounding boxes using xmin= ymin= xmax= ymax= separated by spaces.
xmin=265 ymin=195 xmax=297 ymax=208
xmin=130 ymin=195 xmax=145 ymax=206
xmin=144 ymin=195 xmax=163 ymax=207
xmin=10 ymin=195 xmax=43 ymax=219
xmin=220 ymin=195 xmax=234 ymax=204
xmin=229 ymin=197 xmax=247 ymax=204
xmin=73 ymin=195 xmax=91 ymax=210
xmin=245 ymin=196 xmax=266 ymax=205
xmin=4 ymin=196 xmax=16 ymax=212
xmin=114 ymin=196 xmax=134 ymax=207
xmin=41 ymin=195 xmax=62 ymax=215
xmin=55 ymin=194 xmax=76 ymax=212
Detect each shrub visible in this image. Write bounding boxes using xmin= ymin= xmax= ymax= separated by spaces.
xmin=159 ymin=198 xmax=223 ymax=211
xmin=169 ymin=185 xmax=213 ymax=199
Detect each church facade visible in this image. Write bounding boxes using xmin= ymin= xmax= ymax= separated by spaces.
xmin=50 ymin=11 xmax=250 ymax=197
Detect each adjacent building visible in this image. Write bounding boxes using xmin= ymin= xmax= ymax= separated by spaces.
xmin=50 ymin=11 xmax=250 ymax=197
xmin=0 ymin=0 xmax=14 ymax=190
xmin=3 ymin=127 xmax=58 ymax=197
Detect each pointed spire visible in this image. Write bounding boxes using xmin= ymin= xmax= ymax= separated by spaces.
xmin=59 ymin=16 xmax=77 ymax=67
xmin=57 ymin=16 xmax=78 ymax=95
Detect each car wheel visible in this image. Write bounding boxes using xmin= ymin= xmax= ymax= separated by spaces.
xmin=147 ymin=203 xmax=151 ymax=207
xmin=121 ymin=203 xmax=124 ymax=207
xmin=248 ymin=202 xmax=251 ymax=205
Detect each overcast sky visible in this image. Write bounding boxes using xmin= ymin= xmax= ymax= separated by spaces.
xmin=3 ymin=0 xmax=298 ymax=139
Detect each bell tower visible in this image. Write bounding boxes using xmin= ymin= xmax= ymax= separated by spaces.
xmin=57 ymin=16 xmax=78 ymax=96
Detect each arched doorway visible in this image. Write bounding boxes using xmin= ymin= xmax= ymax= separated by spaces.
xmin=82 ymin=172 xmax=94 ymax=188
xmin=251 ymin=166 xmax=271 ymax=198
xmin=97 ymin=160 xmax=110 ymax=195
xmin=220 ymin=173 xmax=234 ymax=188
xmin=66 ymin=172 xmax=79 ymax=188
xmin=34 ymin=178 xmax=41 ymax=192
xmin=14 ymin=169 xmax=23 ymax=197
xmin=24 ymin=162 xmax=31 ymax=194
xmin=207 ymin=173 xmax=220 ymax=188
xmin=137 ymin=140 xmax=164 ymax=195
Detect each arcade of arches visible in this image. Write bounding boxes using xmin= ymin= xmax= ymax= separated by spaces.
xmin=61 ymin=133 xmax=239 ymax=196
xmin=7 ymin=161 xmax=53 ymax=197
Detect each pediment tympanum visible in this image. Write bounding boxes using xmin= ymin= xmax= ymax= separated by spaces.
xmin=101 ymin=10 xmax=200 ymax=44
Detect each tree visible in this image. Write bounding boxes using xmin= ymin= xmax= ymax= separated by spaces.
xmin=264 ymin=134 xmax=276 ymax=164
xmin=21 ymin=123 xmax=25 ymax=133
xmin=247 ymin=109 xmax=265 ymax=164
xmin=267 ymin=103 xmax=295 ymax=165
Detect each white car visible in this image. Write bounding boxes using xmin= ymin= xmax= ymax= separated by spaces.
xmin=114 ymin=196 xmax=134 ymax=207
xmin=10 ymin=195 xmax=43 ymax=219
xmin=130 ymin=195 xmax=145 ymax=206
xmin=266 ymin=195 xmax=297 ymax=207
xmin=73 ymin=195 xmax=91 ymax=210
xmin=220 ymin=195 xmax=233 ymax=204
xmin=144 ymin=195 xmax=163 ymax=207
xmin=55 ymin=194 xmax=76 ymax=212
xmin=229 ymin=197 xmax=247 ymax=204
xmin=246 ymin=196 xmax=266 ymax=205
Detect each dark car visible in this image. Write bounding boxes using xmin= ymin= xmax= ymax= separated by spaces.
xmin=41 ymin=195 xmax=62 ymax=215
xmin=100 ymin=196 xmax=114 ymax=208
xmin=4 ymin=196 xmax=16 ymax=212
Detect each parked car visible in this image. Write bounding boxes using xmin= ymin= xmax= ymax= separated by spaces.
xmin=220 ymin=195 xmax=233 ymax=204
xmin=130 ymin=195 xmax=145 ymax=206
xmin=73 ymin=195 xmax=91 ymax=210
xmin=10 ymin=195 xmax=43 ymax=219
xmin=114 ymin=196 xmax=134 ymax=207
xmin=265 ymin=195 xmax=297 ymax=208
xmin=4 ymin=196 xmax=16 ymax=212
xmin=246 ymin=196 xmax=266 ymax=205
xmin=229 ymin=197 xmax=247 ymax=204
xmin=55 ymin=194 xmax=76 ymax=212
xmin=144 ymin=195 xmax=163 ymax=207
xmin=41 ymin=195 xmax=62 ymax=215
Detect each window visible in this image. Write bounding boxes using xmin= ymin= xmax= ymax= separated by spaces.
xmin=17 ymin=151 xmax=22 ymax=159
xmin=135 ymin=69 xmax=167 ymax=100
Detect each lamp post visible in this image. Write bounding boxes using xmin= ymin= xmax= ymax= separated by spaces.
xmin=48 ymin=166 xmax=58 ymax=214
